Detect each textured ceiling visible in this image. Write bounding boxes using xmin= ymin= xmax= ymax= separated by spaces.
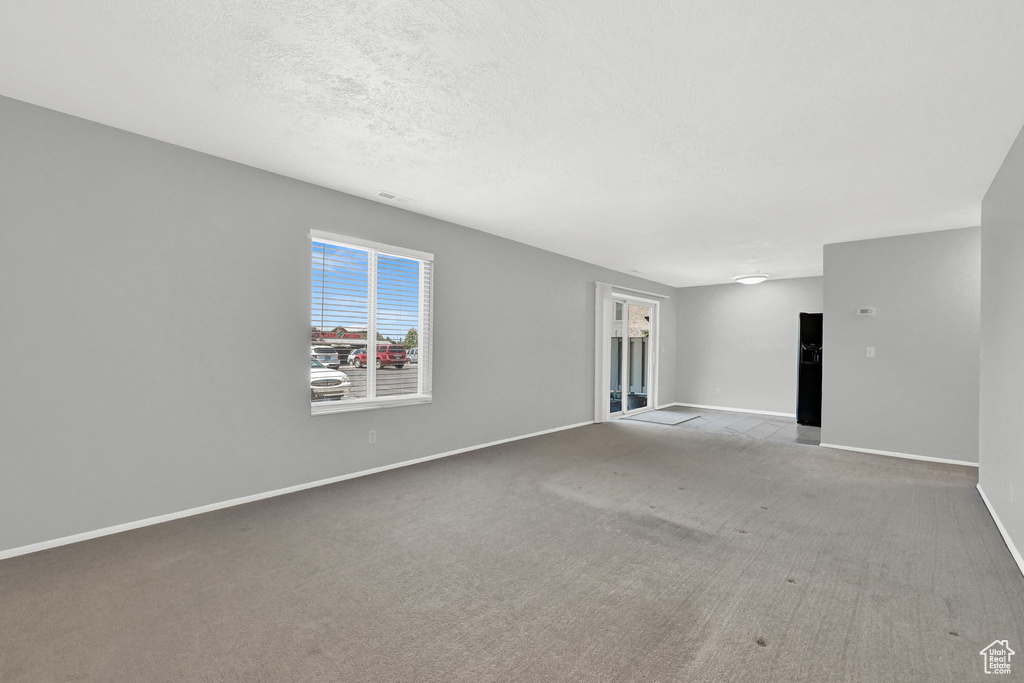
xmin=2 ymin=1 xmax=1024 ymax=286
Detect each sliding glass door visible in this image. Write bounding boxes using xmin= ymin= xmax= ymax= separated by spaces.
xmin=609 ymin=299 xmax=653 ymax=417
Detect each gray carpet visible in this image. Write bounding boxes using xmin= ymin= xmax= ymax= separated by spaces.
xmin=1 ymin=425 xmax=1022 ymax=682
xmin=624 ymin=409 xmax=701 ymax=425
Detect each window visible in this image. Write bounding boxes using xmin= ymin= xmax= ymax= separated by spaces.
xmin=310 ymin=230 xmax=433 ymax=415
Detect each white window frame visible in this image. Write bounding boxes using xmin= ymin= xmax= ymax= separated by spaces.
xmin=310 ymin=229 xmax=433 ymax=416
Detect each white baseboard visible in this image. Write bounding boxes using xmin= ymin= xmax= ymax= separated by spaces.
xmin=664 ymin=402 xmax=796 ymax=419
xmin=0 ymin=420 xmax=594 ymax=562
xmin=818 ymin=442 xmax=979 ymax=468
xmin=976 ymin=484 xmax=1024 ymax=579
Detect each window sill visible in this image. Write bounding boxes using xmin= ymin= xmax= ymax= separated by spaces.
xmin=310 ymin=394 xmax=432 ymax=416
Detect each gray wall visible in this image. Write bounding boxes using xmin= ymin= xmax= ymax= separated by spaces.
xmin=0 ymin=95 xmax=676 ymax=553
xmin=979 ymin=123 xmax=1024 ymax=557
xmin=674 ymin=278 xmax=823 ymax=414
xmin=821 ymin=228 xmax=980 ymax=462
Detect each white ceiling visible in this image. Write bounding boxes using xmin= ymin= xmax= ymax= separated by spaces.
xmin=2 ymin=1 xmax=1024 ymax=286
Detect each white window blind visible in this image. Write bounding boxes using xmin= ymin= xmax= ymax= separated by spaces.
xmin=310 ymin=230 xmax=433 ymax=415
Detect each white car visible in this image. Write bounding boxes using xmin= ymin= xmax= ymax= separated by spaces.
xmin=311 ymin=346 xmax=341 ymax=368
xmin=311 ymin=358 xmax=351 ymax=400
xmin=407 ymin=348 xmax=419 ymax=363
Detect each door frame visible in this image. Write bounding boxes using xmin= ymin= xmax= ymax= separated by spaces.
xmin=595 ymin=283 xmax=662 ymax=423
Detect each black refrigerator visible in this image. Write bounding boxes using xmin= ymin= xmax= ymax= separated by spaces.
xmin=797 ymin=313 xmax=822 ymax=427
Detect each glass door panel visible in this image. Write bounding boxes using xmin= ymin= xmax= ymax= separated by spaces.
xmin=624 ymin=303 xmax=651 ymax=412
xmin=609 ymin=300 xmax=624 ymax=414
xmin=609 ymin=299 xmax=653 ymax=416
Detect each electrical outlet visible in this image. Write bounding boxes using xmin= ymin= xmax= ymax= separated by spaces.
xmin=368 ymin=430 xmax=376 ymax=444
xmin=866 ymin=347 xmax=875 ymax=358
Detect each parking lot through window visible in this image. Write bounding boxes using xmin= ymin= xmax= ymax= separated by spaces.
xmin=310 ymin=231 xmax=433 ymax=414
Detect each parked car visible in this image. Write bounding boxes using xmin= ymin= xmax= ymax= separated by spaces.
xmin=310 ymin=358 xmax=351 ymax=400
xmin=407 ymin=348 xmax=418 ymax=364
xmin=311 ymin=346 xmax=341 ymax=368
xmin=350 ymin=344 xmax=407 ymax=369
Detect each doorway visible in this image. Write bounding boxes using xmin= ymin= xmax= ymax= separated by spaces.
xmin=610 ymin=300 xmax=653 ymax=416
xmin=797 ymin=312 xmax=823 ymax=426
xmin=595 ymin=283 xmax=662 ymax=422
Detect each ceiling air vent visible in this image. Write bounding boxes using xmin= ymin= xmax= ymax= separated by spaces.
xmin=377 ymin=190 xmax=413 ymax=203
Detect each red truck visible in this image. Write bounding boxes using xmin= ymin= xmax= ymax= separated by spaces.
xmin=350 ymin=345 xmax=408 ymax=369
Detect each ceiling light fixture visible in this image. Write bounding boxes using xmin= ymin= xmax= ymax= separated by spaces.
xmin=734 ymin=273 xmax=770 ymax=285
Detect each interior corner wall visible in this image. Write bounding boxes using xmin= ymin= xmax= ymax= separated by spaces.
xmin=979 ymin=122 xmax=1024 ymax=563
xmin=0 ymin=95 xmax=677 ymax=555
xmin=674 ymin=277 xmax=823 ymax=415
xmin=821 ymin=227 xmax=980 ymax=463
